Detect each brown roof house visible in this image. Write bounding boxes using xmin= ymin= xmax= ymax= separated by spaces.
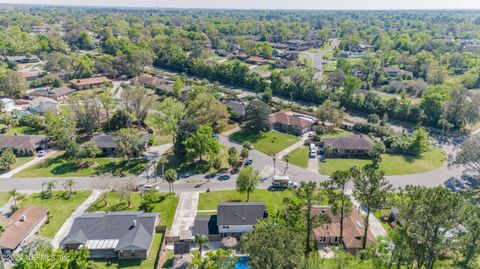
xmin=0 ymin=205 xmax=48 ymax=254
xmin=69 ymin=76 xmax=111 ymax=90
xmin=323 ymin=134 xmax=374 ymax=157
xmin=0 ymin=135 xmax=48 ymax=156
xmin=27 ymin=86 xmax=76 ymax=101
xmin=269 ymin=109 xmax=317 ymax=136
xmin=311 ymin=206 xmax=375 ymax=254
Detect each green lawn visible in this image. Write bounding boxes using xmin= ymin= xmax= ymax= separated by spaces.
xmin=230 ymin=130 xmax=300 ymax=155
xmin=92 ymin=232 xmax=165 ymax=269
xmin=21 ymin=190 xmax=92 ymax=238
xmin=6 ymin=157 xmax=34 ymax=171
xmin=255 ymin=64 xmax=272 ymax=71
xmin=319 ymin=147 xmax=445 ymax=176
xmin=3 ymin=125 xmax=43 ymax=135
xmin=87 ymin=192 xmax=179 ymax=229
xmin=321 ymin=128 xmax=354 ymax=139
xmin=14 ymin=152 xmax=148 ymax=178
xmin=152 ymin=134 xmax=173 ymax=146
xmin=285 ymin=146 xmax=309 ymax=168
xmin=0 ymin=192 xmax=11 ymax=207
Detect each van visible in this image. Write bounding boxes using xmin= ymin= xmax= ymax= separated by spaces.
xmin=272 ymin=175 xmax=298 ymax=189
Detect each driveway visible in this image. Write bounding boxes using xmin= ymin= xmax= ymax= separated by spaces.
xmin=169 ymin=192 xmax=199 ymax=240
xmin=0 ymin=150 xmax=58 ymax=179
xmin=347 ymin=190 xmax=387 ymax=239
xmin=52 ymin=190 xmax=105 ymax=248
xmin=140 ymin=143 xmax=173 ymax=178
xmin=276 ymin=132 xmax=310 ymax=159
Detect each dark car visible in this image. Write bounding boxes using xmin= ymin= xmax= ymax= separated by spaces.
xmin=245 ymin=159 xmax=253 ymax=166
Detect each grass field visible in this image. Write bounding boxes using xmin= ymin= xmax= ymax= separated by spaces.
xmin=7 ymin=157 xmax=34 ymax=171
xmin=92 ymin=232 xmax=165 ymax=269
xmin=0 ymin=192 xmax=11 ymax=207
xmin=87 ymin=192 xmax=179 ymax=228
xmin=3 ymin=126 xmax=43 ymax=135
xmin=21 ymin=190 xmax=92 ymax=238
xmin=14 ymin=152 xmax=148 ymax=178
xmin=322 ymin=128 xmax=354 ymax=139
xmin=230 ymin=130 xmax=300 ymax=155
xmin=285 ymin=146 xmax=309 ymax=168
xmin=319 ymin=147 xmax=445 ymax=175
xmin=152 ymin=134 xmax=173 ymax=146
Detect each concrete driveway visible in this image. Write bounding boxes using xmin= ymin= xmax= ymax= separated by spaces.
xmin=169 ymin=192 xmax=199 ymax=240
xmin=0 ymin=150 xmax=58 ymax=179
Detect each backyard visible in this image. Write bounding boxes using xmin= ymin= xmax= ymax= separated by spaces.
xmin=285 ymin=146 xmax=309 ymax=168
xmin=319 ymin=147 xmax=446 ymax=175
xmin=3 ymin=125 xmax=44 ymax=135
xmin=14 ymin=152 xmax=148 ymax=178
xmin=230 ymin=130 xmax=300 ymax=155
xmin=21 ymin=190 xmax=92 ymax=238
xmin=87 ymin=191 xmax=179 ymax=229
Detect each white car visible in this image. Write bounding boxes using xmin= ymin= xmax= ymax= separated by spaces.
xmin=37 ymin=150 xmax=48 ymax=157
xmin=288 ymin=181 xmax=299 ymax=188
xmin=142 ymin=184 xmax=159 ymax=192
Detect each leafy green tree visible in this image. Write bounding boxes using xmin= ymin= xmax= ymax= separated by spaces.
xmin=227 ymin=147 xmax=239 ymax=170
xmin=189 ymin=249 xmax=236 ymax=269
xmin=457 ymin=203 xmax=480 ymax=268
xmin=0 ymin=71 xmax=28 ymax=98
xmin=64 ymin=141 xmax=82 ymax=164
xmin=42 ymin=180 xmax=57 ymax=199
xmin=243 ymin=100 xmax=271 ymax=133
xmin=164 ymin=169 xmax=177 ymax=194
xmin=150 ymin=97 xmax=185 ymax=144
xmin=0 ymin=149 xmax=16 ymax=171
xmin=98 ymin=91 xmax=117 ymax=131
xmin=186 ymin=88 xmax=229 ymax=131
xmin=14 ymin=245 xmax=91 ymax=269
xmin=8 ymin=189 xmax=25 ymax=212
xmin=241 ymin=218 xmax=303 ymax=269
xmin=351 ymin=165 xmax=392 ymax=249
xmin=114 ymin=128 xmax=147 ymax=159
xmin=236 ymin=166 xmax=261 ymax=201
xmin=408 ymin=127 xmax=429 ymax=156
xmin=183 ymin=125 xmax=220 ymax=162
xmin=62 ymin=179 xmax=77 ymax=196
xmin=451 ymin=135 xmax=480 ymax=176
xmin=121 ymin=85 xmax=155 ymax=129
xmin=139 ymin=189 xmax=161 ymax=212
xmin=193 ymin=234 xmax=209 ymax=259
xmin=369 ymin=141 xmax=386 ymax=168
xmin=316 ymin=100 xmax=345 ymax=127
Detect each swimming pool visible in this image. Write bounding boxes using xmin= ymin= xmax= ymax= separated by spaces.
xmin=234 ymin=256 xmax=250 ymax=269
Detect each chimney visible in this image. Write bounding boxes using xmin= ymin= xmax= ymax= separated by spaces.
xmin=20 ymin=215 xmax=27 ymax=221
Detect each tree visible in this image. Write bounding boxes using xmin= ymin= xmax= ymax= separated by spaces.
xmin=189 ymin=249 xmax=236 ymax=269
xmin=193 ymin=234 xmax=209 ymax=259
xmin=426 ymin=63 xmax=448 ymax=85
xmin=164 ymin=169 xmax=177 ymax=194
xmin=8 ymin=189 xmax=25 ymax=212
xmin=457 ymin=203 xmax=480 ymax=268
xmin=420 ymin=93 xmax=444 ymax=127
xmin=243 ymin=100 xmax=271 ymax=133
xmin=241 ymin=218 xmax=303 ymax=269
xmin=183 ymin=125 xmax=220 ymax=163
xmin=326 ymin=69 xmax=346 ymax=91
xmin=42 ymin=180 xmax=57 ymax=199
xmin=122 ymin=85 xmax=154 ymax=128
xmin=82 ymin=141 xmax=101 ymax=162
xmin=150 ymin=97 xmax=185 ymax=144
xmin=114 ymin=128 xmax=147 ymax=159
xmin=98 ymin=91 xmax=117 ymax=131
xmin=64 ymin=141 xmax=82 ymax=164
xmin=316 ymin=99 xmax=345 ymax=127
xmin=14 ymin=244 xmax=91 ymax=269
xmin=283 ymin=181 xmax=325 ymax=257
xmin=0 ymin=149 xmax=16 ymax=171
xmin=227 ymin=147 xmax=239 ymax=170
xmin=0 ymin=71 xmax=28 ymax=98
xmin=444 ymin=88 xmax=470 ymax=129
xmin=351 ymin=165 xmax=392 ymax=249
xmin=408 ymin=127 xmax=429 ymax=156
xmin=451 ymin=135 xmax=480 ymax=176
xmin=343 ymin=76 xmax=361 ymax=102
xmin=236 ymin=166 xmax=261 ymax=201
xmin=156 ymin=155 xmax=168 ymax=182
xmin=186 ymin=88 xmax=229 ymax=131
xmin=118 ymin=180 xmax=135 ymax=208
xmin=321 ymin=170 xmax=353 ymax=245
xmin=62 ymin=179 xmax=77 ymax=195
xmin=369 ymin=141 xmax=386 ymax=168
xmin=139 ymin=190 xmax=161 ymax=212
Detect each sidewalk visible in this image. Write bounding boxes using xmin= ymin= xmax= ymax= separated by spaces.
xmin=51 ymin=189 xmax=105 ymax=248
xmin=169 ymin=192 xmax=199 ymax=240
xmin=0 ymin=150 xmax=58 ymax=179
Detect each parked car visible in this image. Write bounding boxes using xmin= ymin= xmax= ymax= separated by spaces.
xmin=142 ymin=183 xmax=159 ymax=192
xmin=272 ymin=175 xmax=298 ymax=190
xmin=37 ymin=150 xmax=48 ymax=157
xmin=245 ymin=159 xmax=253 ymax=166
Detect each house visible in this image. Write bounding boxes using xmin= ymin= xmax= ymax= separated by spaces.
xmin=4 ymin=55 xmax=40 ymax=64
xmin=215 ymin=49 xmax=229 ymax=57
xmin=30 ymin=25 xmax=48 ymax=34
xmin=29 ymin=97 xmax=60 ymax=114
xmin=226 ymin=100 xmax=246 ymax=118
xmin=269 ymin=109 xmax=317 ymax=135
xmin=89 ymin=133 xmax=152 ymax=155
xmin=20 ymin=71 xmax=43 ymax=81
xmin=245 ymin=56 xmax=269 ymax=65
xmin=383 ymin=67 xmax=402 ymax=77
xmin=0 ymin=135 xmax=48 ymax=155
xmin=323 ymin=134 xmax=374 ymax=157
xmin=61 ymin=211 xmax=160 ymax=260
xmin=0 ymin=98 xmax=15 ymax=112
xmin=352 ymin=43 xmax=373 ymax=53
xmin=27 ymin=86 xmax=76 ymax=101
xmin=69 ymin=76 xmax=110 ymax=90
xmin=193 ymin=202 xmax=267 ymax=238
xmin=0 ymin=205 xmax=48 ymax=254
xmin=311 ymin=206 xmax=375 ymax=254
xmin=130 ymin=76 xmax=173 ymax=90
xmin=283 ymin=51 xmax=299 ymax=60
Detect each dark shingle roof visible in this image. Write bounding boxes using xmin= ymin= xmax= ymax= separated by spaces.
xmin=324 ymin=134 xmax=374 ymax=151
xmin=217 ymin=202 xmax=266 ymax=226
xmin=0 ymin=135 xmax=47 ymax=151
xmin=91 ymin=133 xmax=152 ymax=149
xmin=226 ymin=101 xmax=246 ymax=116
xmin=193 ymin=215 xmax=218 ymax=235
xmin=61 ymin=211 xmax=159 ymax=252
xmin=173 ymin=241 xmax=191 ymax=255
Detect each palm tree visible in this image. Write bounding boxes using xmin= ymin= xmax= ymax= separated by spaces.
xmin=164 ymin=169 xmax=177 ymax=194
xmin=157 ymin=156 xmax=168 ymax=183
xmin=63 ymin=179 xmax=77 ymax=195
xmin=272 ymin=154 xmax=277 ymax=176
xmin=284 ymin=154 xmax=290 ymax=175
xmin=8 ymin=189 xmax=19 ymax=208
xmin=42 ymin=180 xmax=57 ymax=198
xmin=193 ymin=234 xmax=208 ymax=259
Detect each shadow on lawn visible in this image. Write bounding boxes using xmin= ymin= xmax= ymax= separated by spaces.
xmin=229 ymin=130 xmax=265 ymax=144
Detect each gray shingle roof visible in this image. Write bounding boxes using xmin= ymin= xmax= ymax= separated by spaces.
xmin=217 ymin=202 xmax=266 ymax=226
xmin=91 ymin=133 xmax=152 ymax=149
xmin=61 ymin=211 xmax=159 ymax=252
xmin=226 ymin=101 xmax=246 ymax=116
xmin=324 ymin=134 xmax=374 ymax=151
xmin=193 ymin=215 xmax=218 ymax=235
xmin=0 ymin=135 xmax=47 ymax=151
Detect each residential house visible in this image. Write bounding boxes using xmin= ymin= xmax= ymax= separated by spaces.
xmin=27 ymin=86 xmax=76 ymax=101
xmin=270 ymin=43 xmax=288 ymax=49
xmin=0 ymin=205 xmax=48 ymax=255
xmin=30 ymin=25 xmax=49 ymax=34
xmin=283 ymin=51 xmax=299 ymax=60
xmin=352 ymin=43 xmax=373 ymax=53
xmin=0 ymin=135 xmax=48 ymax=155
xmin=29 ymin=97 xmax=60 ymax=114
xmin=131 ymin=75 xmax=174 ymax=94
xmin=216 ymin=49 xmax=230 ymax=57
xmin=269 ymin=109 xmax=317 ymax=135
xmin=311 ymin=206 xmax=375 ymax=254
xmin=0 ymin=98 xmax=15 ymax=112
xmin=89 ymin=133 xmax=152 ymax=155
xmin=226 ymin=100 xmax=246 ymax=119
xmin=193 ymin=202 xmax=267 ymax=239
xmin=323 ymin=134 xmax=374 ymax=157
xmin=245 ymin=56 xmax=270 ymax=65
xmin=20 ymin=71 xmax=43 ymax=81
xmin=4 ymin=55 xmax=40 ymax=64
xmin=69 ymin=76 xmax=111 ymax=90
xmin=61 ymin=211 xmax=160 ymax=260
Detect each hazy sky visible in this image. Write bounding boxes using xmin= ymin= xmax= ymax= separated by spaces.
xmin=0 ymin=0 xmax=479 ymax=10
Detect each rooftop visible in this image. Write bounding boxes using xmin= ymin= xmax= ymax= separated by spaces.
xmin=217 ymin=202 xmax=266 ymax=226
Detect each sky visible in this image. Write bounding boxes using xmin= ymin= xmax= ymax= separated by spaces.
xmin=0 ymin=0 xmax=479 ymax=10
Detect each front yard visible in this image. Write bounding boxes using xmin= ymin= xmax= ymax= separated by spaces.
xmin=285 ymin=146 xmax=309 ymax=168
xmin=87 ymin=191 xmax=179 ymax=229
xmin=2 ymin=157 xmax=34 ymax=173
xmin=319 ymin=147 xmax=446 ymax=176
xmin=230 ymin=130 xmax=300 ymax=155
xmin=3 ymin=126 xmax=43 ymax=135
xmin=14 ymin=152 xmax=148 ymax=178
xmin=21 ymin=190 xmax=92 ymax=238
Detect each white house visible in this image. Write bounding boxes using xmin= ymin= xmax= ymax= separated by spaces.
xmin=29 ymin=97 xmax=60 ymax=114
xmin=0 ymin=98 xmax=15 ymax=112
xmin=217 ymin=202 xmax=267 ymax=236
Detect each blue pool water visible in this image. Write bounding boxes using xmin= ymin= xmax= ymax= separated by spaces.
xmin=234 ymin=256 xmax=250 ymax=269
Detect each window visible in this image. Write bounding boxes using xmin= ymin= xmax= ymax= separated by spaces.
xmin=222 ymin=226 xmax=230 ymax=229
